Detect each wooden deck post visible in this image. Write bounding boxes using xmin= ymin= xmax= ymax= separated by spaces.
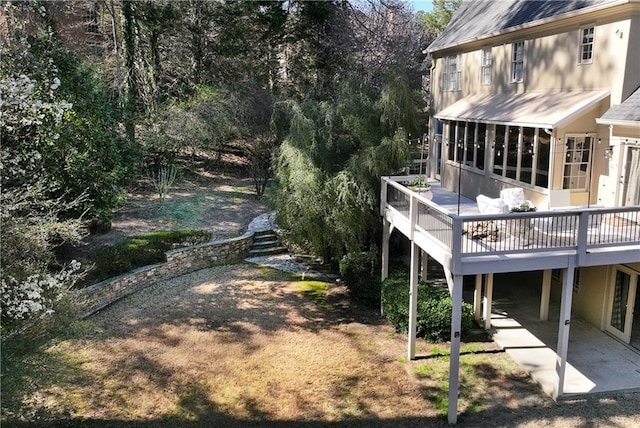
xmin=447 ymin=274 xmax=464 ymax=425
xmin=381 ymin=218 xmax=390 ymax=282
xmin=540 ymin=269 xmax=552 ymax=321
xmin=421 ymin=250 xmax=429 ymax=281
xmin=474 ymin=274 xmax=483 ymax=323
xmin=407 ymin=242 xmax=420 ymax=361
xmin=484 ymin=273 xmax=494 ymax=330
xmin=381 ymin=217 xmax=391 ymax=316
xmin=555 ymin=262 xmax=575 ymax=398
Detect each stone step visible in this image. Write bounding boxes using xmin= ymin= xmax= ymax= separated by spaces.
xmin=253 ymin=229 xmax=277 ymax=237
xmin=248 ymin=246 xmax=288 ymax=256
xmin=253 ymin=233 xmax=277 ymax=242
xmin=252 ymin=239 xmax=280 ymax=249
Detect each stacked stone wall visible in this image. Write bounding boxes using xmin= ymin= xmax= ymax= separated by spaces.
xmin=74 ymin=232 xmax=253 ymax=317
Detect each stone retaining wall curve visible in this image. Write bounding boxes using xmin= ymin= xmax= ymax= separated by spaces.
xmin=74 ymin=231 xmax=254 ymax=317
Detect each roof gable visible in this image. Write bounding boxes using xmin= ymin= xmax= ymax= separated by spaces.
xmin=597 ymin=87 xmax=640 ymax=125
xmin=427 ymin=0 xmax=622 ymax=53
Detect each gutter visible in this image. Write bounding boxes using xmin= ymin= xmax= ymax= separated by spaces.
xmin=425 ymin=0 xmax=631 ymax=55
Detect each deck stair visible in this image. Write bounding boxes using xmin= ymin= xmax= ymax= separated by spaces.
xmin=249 ymin=230 xmax=288 ymax=256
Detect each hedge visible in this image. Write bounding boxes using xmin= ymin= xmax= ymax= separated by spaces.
xmin=382 ymin=272 xmax=474 ymax=342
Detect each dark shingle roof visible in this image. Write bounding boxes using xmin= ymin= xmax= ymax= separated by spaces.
xmin=598 ymin=88 xmax=640 ymax=124
xmin=427 ymin=0 xmax=622 ymax=53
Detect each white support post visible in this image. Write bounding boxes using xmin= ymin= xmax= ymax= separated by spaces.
xmin=484 ymin=273 xmax=494 ymax=330
xmin=474 ymin=274 xmax=483 ymax=323
xmin=555 ymin=262 xmax=575 ymax=399
xmin=421 ymin=250 xmax=429 ymax=281
xmin=407 ymin=242 xmax=420 ymax=361
xmin=381 ymin=218 xmax=391 ymax=317
xmin=540 ymin=269 xmax=552 ymax=321
xmin=447 ymin=274 xmax=464 ymax=425
xmin=381 ymin=218 xmax=390 ymax=282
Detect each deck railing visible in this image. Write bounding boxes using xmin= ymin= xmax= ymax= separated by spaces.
xmin=382 ymin=177 xmax=640 ymax=260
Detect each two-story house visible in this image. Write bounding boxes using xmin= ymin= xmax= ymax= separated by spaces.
xmin=380 ymin=0 xmax=640 ymax=423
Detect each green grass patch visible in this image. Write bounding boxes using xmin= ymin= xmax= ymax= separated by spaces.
xmin=255 ymin=265 xmax=290 ymax=281
xmin=461 ymin=343 xmax=486 ymax=354
xmin=294 ymin=280 xmax=329 ymax=307
xmin=162 ymin=195 xmax=209 ymax=227
xmin=413 ymin=363 xmax=434 ymax=377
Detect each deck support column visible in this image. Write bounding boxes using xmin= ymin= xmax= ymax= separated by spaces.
xmin=540 ymin=269 xmax=552 ymax=321
xmin=555 ymin=262 xmax=575 ymax=399
xmin=447 ymin=273 xmax=464 ymax=425
xmin=421 ymin=250 xmax=429 ymax=281
xmin=381 ymin=218 xmax=391 ymax=282
xmin=483 ymin=273 xmax=494 ymax=330
xmin=474 ymin=274 xmax=483 ymax=323
xmin=407 ymin=242 xmax=420 ymax=361
xmin=381 ymin=218 xmax=393 ymax=316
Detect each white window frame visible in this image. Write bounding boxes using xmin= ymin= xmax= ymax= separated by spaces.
xmin=480 ymin=47 xmax=492 ymax=85
xmin=511 ymin=41 xmax=524 ymax=83
xmin=442 ymin=54 xmax=462 ymax=91
xmin=562 ymin=134 xmax=595 ymax=191
xmin=578 ymin=26 xmax=595 ymax=64
xmin=490 ymin=124 xmax=551 ymax=189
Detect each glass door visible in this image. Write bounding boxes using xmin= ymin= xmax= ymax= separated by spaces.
xmin=606 ymin=267 xmax=638 ymax=343
xmin=622 ymin=146 xmax=640 ymax=206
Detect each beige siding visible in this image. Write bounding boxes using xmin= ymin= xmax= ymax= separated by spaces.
xmin=572 ymin=266 xmax=609 ymax=327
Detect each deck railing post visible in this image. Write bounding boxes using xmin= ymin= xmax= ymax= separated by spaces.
xmin=577 ymin=211 xmax=589 ymax=265
xmin=450 ymin=215 xmax=463 ymax=273
xmin=380 ymin=177 xmax=388 ymax=216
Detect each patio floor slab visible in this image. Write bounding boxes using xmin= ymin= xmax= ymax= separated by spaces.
xmin=490 ymin=298 xmax=640 ymax=398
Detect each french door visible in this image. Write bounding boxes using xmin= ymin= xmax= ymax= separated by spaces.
xmin=606 ymin=266 xmax=638 ymax=343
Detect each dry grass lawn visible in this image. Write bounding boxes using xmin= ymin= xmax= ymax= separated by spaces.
xmin=3 ymin=264 xmax=639 ymax=428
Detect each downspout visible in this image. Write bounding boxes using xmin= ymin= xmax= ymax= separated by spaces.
xmin=544 ymin=128 xmax=556 ymax=193
xmin=430 ymin=58 xmax=437 ymax=180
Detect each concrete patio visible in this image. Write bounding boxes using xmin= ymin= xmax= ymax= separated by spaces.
xmin=488 ymin=277 xmax=640 ymax=398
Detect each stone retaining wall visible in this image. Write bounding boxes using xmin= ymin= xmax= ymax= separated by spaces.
xmin=74 ymin=231 xmax=254 ymax=317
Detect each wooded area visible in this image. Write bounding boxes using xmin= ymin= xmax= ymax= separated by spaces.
xmin=0 ymin=0 xmax=460 ymax=334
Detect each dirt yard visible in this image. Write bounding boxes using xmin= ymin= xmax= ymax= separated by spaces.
xmin=4 ymin=158 xmax=640 ymax=427
xmin=4 ymin=264 xmax=639 ymax=427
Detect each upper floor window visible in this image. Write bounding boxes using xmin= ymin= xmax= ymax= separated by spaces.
xmin=511 ymin=41 xmax=524 ymax=82
xmin=481 ymin=47 xmax=492 ymax=85
xmin=442 ymin=54 xmax=462 ymax=91
xmin=579 ymin=27 xmax=595 ymax=64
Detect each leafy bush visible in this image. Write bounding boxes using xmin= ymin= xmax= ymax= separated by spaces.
xmin=339 ymin=251 xmax=381 ymax=307
xmin=382 ymin=272 xmax=474 ymax=342
xmin=85 ymin=230 xmax=212 ymax=286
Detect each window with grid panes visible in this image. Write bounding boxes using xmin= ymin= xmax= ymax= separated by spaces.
xmin=442 ymin=54 xmax=461 ymax=91
xmin=563 ymin=135 xmax=594 ymax=190
xmin=481 ymin=48 xmax=492 ymax=85
xmin=511 ymin=41 xmax=524 ymax=82
xmin=579 ymin=27 xmax=594 ymax=64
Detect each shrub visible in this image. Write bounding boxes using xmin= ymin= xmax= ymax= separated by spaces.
xmin=84 ymin=230 xmax=212 ymax=286
xmin=382 ymin=272 xmax=474 ymax=342
xmin=339 ymin=251 xmax=381 ymax=307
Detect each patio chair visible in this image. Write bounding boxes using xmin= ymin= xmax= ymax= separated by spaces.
xmin=476 ymin=194 xmax=509 ymax=214
xmin=500 ymin=187 xmax=535 ymax=212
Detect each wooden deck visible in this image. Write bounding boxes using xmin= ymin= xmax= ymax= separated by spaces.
xmin=381 ymin=176 xmax=640 ymax=276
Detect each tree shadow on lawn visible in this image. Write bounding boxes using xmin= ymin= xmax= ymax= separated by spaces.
xmin=88 ymin=264 xmax=388 ymax=342
xmin=11 ymin=264 xmax=637 ymax=428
